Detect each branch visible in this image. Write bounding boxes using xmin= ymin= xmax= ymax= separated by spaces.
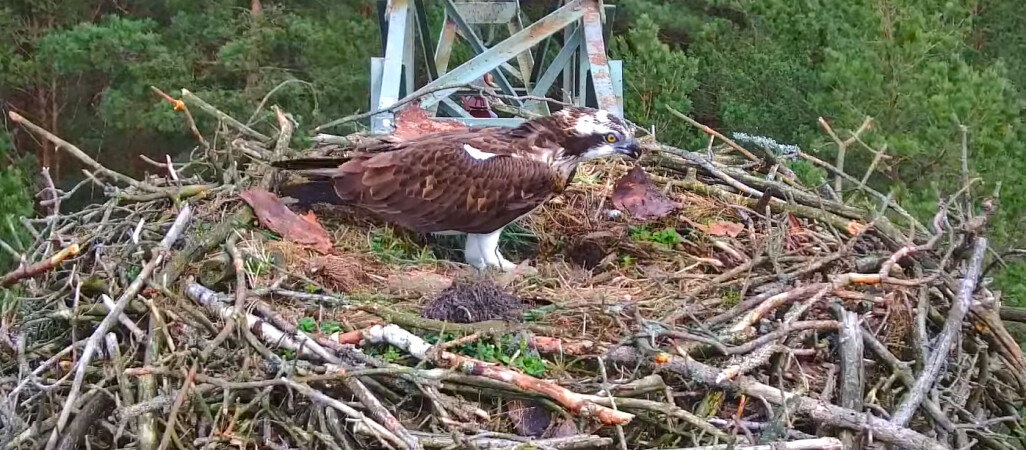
xmin=43 ymin=203 xmax=192 ymax=450
xmin=889 ymin=235 xmax=987 ymax=427
xmin=606 ymin=346 xmax=948 ymax=450
xmin=181 ymin=88 xmax=271 ymax=142
xmin=9 ymin=111 xmax=161 ymax=193
xmin=359 ymin=324 xmax=634 ymax=426
xmin=0 ymin=242 xmax=79 ymax=287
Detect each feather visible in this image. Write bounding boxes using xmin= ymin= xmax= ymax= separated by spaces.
xmin=270 ymin=106 xmax=634 ymax=238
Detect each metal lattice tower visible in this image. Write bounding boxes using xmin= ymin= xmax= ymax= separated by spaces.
xmin=370 ymin=0 xmax=624 ymax=133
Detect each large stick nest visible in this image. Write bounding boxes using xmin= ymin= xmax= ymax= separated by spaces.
xmin=1 ymin=93 xmax=1025 ymax=450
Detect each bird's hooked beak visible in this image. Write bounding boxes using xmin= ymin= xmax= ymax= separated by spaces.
xmin=615 ymin=138 xmax=642 ymax=159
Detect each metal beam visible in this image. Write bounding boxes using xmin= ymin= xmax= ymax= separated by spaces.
xmin=372 ymin=0 xmax=411 ymax=133
xmin=452 ymin=2 xmax=519 ymax=23
xmin=525 ymin=27 xmax=581 ymax=113
xmin=581 ymin=0 xmax=621 ymax=116
xmin=562 ymin=23 xmax=575 ymax=104
xmin=441 ymin=0 xmax=521 ymax=103
xmin=507 ymin=9 xmax=534 ymax=88
xmin=414 ymin=0 xmax=438 ymax=82
xmin=436 ymin=117 xmax=526 ymax=127
xmin=409 ymin=0 xmax=588 ymax=109
xmin=434 ymin=12 xmax=458 ymax=76
xmin=370 ymin=56 xmax=384 ymax=114
xmin=609 ymin=59 xmax=624 ymax=110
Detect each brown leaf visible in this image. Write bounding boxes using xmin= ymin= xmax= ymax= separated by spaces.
xmin=392 ymin=101 xmax=469 ymax=140
xmin=611 ymin=165 xmax=679 ymax=220
xmin=240 ymin=188 xmax=333 ymax=254
xmin=695 ymin=220 xmax=744 ymax=237
xmin=506 ymin=399 xmax=550 ymax=437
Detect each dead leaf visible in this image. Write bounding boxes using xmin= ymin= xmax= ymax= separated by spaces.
xmin=506 ymin=399 xmax=550 ymax=437
xmin=391 ymin=101 xmax=469 ymax=140
xmin=611 ymin=165 xmax=680 ymax=220
xmin=694 ymin=220 xmax=744 ymax=237
xmin=240 ymin=188 xmax=333 ymax=254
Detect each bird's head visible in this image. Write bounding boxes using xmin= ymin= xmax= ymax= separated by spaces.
xmin=552 ymin=107 xmax=640 ymax=163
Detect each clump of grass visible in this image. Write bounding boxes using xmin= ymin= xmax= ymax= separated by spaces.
xmin=628 ymin=224 xmax=684 ymax=247
xmin=368 ymin=226 xmax=436 ymax=264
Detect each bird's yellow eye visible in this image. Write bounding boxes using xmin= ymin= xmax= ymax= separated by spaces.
xmin=605 ymin=133 xmax=617 ymax=143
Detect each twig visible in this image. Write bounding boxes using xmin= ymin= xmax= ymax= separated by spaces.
xmin=360 ymin=324 xmax=634 ymax=426
xmin=610 ymin=346 xmax=948 ymax=450
xmin=9 ymin=111 xmax=161 ymax=192
xmin=859 ymin=329 xmax=955 ymax=432
xmin=658 ymin=437 xmax=843 ymax=450
xmin=665 ymin=105 xmax=760 ymax=163
xmin=181 ymin=88 xmax=271 ymax=142
xmin=156 ymin=361 xmax=197 ymax=450
xmin=280 ymin=378 xmax=409 ymax=450
xmin=890 ymin=236 xmax=988 ymax=427
xmin=43 ymin=203 xmax=192 ymax=450
xmin=151 ymin=86 xmax=208 ymax=149
xmin=1 ymin=242 xmax=80 ymax=287
xmin=797 ymin=149 xmax=924 ymax=234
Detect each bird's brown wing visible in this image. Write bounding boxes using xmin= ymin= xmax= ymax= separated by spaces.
xmin=332 ymin=139 xmax=562 ymax=234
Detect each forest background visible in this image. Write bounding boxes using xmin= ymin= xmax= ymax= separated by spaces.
xmin=2 ymin=0 xmax=1025 ymax=325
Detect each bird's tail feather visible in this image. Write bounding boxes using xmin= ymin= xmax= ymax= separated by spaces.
xmin=270 ymin=157 xmax=349 ymax=170
xmin=276 ymin=180 xmax=344 ymax=208
xmin=270 ymin=157 xmax=350 ymax=179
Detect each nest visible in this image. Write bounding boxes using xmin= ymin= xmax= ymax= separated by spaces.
xmin=420 ymin=278 xmax=525 ymax=323
xmin=1 ymin=94 xmax=1025 ymax=450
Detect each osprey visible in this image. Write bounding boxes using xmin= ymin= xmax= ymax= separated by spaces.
xmin=273 ymin=106 xmax=640 ymax=271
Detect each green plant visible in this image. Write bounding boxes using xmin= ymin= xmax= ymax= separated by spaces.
xmin=368 ymin=227 xmax=436 ymax=264
xmin=297 ymin=317 xmax=316 ymax=332
xmin=319 ymin=321 xmax=341 ymax=334
xmin=629 ymin=224 xmax=684 ymax=247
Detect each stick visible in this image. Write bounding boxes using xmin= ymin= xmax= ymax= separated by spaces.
xmin=151 ymin=86 xmax=208 ymax=148
xmin=280 ymin=378 xmax=409 ymax=450
xmin=8 ymin=111 xmax=161 ymax=192
xmin=860 ymin=329 xmax=955 ymax=432
xmin=797 ymin=150 xmax=924 ymax=234
xmin=181 ymin=88 xmax=272 ymax=142
xmin=100 ymin=294 xmax=147 ymax=341
xmin=664 ymin=440 xmax=841 ymax=450
xmin=665 ymin=105 xmax=760 ymax=163
xmin=890 ymin=236 xmax=988 ymax=427
xmin=360 ymin=324 xmax=634 ymax=426
xmin=156 ymin=361 xmax=197 ymax=450
xmin=830 ymin=304 xmax=863 ymax=449
xmin=607 ymin=346 xmax=948 ymax=450
xmin=659 ymin=437 xmax=843 ymax=450
xmin=650 ymin=143 xmax=765 ymax=197
xmin=44 ymin=203 xmax=192 ymax=450
xmin=1 ymin=242 xmax=79 ymax=287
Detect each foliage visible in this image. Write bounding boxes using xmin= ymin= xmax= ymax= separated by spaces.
xmin=0 ymin=131 xmax=33 ymax=273
xmin=628 ymin=224 xmax=684 ymax=247
xmin=609 ymin=14 xmax=700 ymax=145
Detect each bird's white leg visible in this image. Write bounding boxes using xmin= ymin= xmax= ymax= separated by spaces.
xmin=464 ymin=228 xmax=516 ymax=271
xmin=464 ymin=233 xmax=483 ymax=268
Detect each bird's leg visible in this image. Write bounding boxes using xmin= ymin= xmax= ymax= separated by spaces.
xmin=464 ymin=228 xmax=516 ymax=271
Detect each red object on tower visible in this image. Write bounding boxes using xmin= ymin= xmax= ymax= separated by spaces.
xmin=460 ymin=73 xmax=498 ymax=118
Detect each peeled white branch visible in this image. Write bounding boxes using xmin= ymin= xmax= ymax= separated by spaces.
xmin=184 ymin=283 xmax=336 ymax=362
xmin=356 ymin=324 xmax=634 ymax=426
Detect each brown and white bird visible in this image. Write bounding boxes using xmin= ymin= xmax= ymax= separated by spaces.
xmin=273 ymin=106 xmax=640 ymax=271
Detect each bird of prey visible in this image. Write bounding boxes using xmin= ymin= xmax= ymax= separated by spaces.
xmin=272 ymin=106 xmax=640 ymax=271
